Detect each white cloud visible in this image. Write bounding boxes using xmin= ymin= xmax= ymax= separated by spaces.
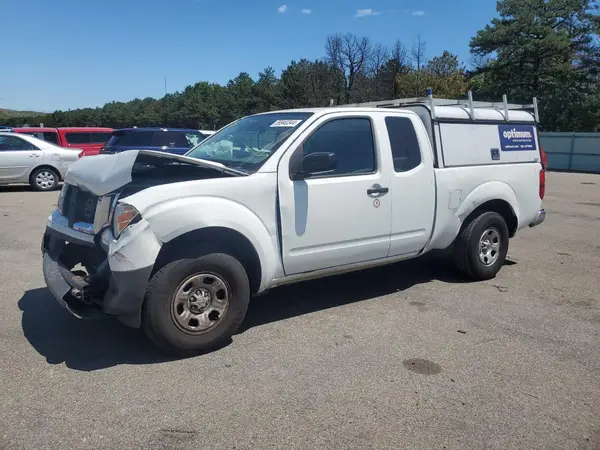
xmin=412 ymin=10 xmax=425 ymax=16
xmin=278 ymin=4 xmax=287 ymax=13
xmin=356 ymin=8 xmax=381 ymax=17
xmin=301 ymin=8 xmax=312 ymax=14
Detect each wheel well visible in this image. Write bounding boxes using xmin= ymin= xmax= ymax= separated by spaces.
xmin=463 ymin=199 xmax=518 ymax=237
xmin=30 ymin=165 xmax=62 ymax=182
xmin=152 ymin=227 xmax=262 ymax=294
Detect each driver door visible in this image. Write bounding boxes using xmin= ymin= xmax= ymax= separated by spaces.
xmin=277 ymin=112 xmax=392 ymax=275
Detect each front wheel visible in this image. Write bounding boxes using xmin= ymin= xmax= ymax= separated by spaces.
xmin=453 ymin=211 xmax=509 ymax=280
xmin=30 ymin=167 xmax=59 ymax=191
xmin=142 ymin=253 xmax=250 ymax=356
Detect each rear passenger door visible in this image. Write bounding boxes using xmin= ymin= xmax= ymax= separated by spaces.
xmin=384 ymin=114 xmax=436 ymax=257
xmin=277 ymin=113 xmax=392 ymax=275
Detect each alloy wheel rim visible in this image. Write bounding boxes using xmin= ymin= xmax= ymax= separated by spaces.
xmin=478 ymin=228 xmax=501 ymax=266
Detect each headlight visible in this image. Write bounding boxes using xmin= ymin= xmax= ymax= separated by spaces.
xmin=113 ymin=203 xmax=141 ymax=238
xmin=57 ymin=184 xmax=67 ymax=215
xmin=93 ymin=195 xmax=116 ymax=234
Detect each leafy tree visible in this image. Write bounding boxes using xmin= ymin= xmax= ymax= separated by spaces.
xmin=469 ymin=0 xmax=600 ymax=131
xmin=396 ymin=71 xmax=469 ymax=98
xmin=427 ymin=51 xmax=462 ymax=77
xmin=280 ymin=59 xmax=344 ymax=108
xmin=253 ymin=67 xmax=281 ymax=112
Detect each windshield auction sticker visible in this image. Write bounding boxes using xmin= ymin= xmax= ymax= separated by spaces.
xmin=270 ymin=119 xmax=303 ymax=127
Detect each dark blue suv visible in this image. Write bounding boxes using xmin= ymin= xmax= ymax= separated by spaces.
xmin=100 ymin=127 xmax=212 ymax=155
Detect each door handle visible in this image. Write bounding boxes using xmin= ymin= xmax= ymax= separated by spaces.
xmin=367 ymin=184 xmax=389 ymax=197
xmin=29 ymin=153 xmax=40 ymax=158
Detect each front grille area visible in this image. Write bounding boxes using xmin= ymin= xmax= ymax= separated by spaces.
xmin=63 ymin=185 xmax=99 ymax=227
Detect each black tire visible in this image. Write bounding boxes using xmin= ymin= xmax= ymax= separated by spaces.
xmin=142 ymin=252 xmax=250 ymax=356
xmin=453 ymin=211 xmax=509 ymax=281
xmin=30 ymin=167 xmax=60 ymax=191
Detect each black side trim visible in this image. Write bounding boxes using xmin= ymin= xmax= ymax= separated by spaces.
xmin=443 ymin=161 xmax=539 ymax=168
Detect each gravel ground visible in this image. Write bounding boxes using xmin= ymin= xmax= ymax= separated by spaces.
xmin=0 ymin=172 xmax=598 ymax=450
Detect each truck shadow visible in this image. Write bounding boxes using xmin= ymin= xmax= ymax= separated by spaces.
xmin=0 ymin=184 xmax=63 ymax=193
xmin=238 ymin=255 xmax=470 ymax=333
xmin=18 ymin=288 xmax=176 ymax=371
xmin=0 ymin=185 xmax=34 ymax=193
xmin=18 ymin=255 xmax=515 ymax=371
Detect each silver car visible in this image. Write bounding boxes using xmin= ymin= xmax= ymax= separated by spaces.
xmin=0 ymin=132 xmax=83 ymax=191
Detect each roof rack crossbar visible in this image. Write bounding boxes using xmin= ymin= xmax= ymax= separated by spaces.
xmin=335 ymin=91 xmax=539 ymax=123
xmin=340 ymin=97 xmax=534 ymax=110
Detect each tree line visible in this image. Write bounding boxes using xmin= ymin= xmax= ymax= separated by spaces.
xmin=4 ymin=0 xmax=599 ymax=132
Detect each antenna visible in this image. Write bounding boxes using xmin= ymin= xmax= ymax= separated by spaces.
xmin=533 ymin=97 xmax=539 ymax=122
xmin=164 ymin=75 xmax=167 ymax=95
xmin=427 ymin=87 xmax=435 ymax=119
xmin=467 ymin=90 xmax=475 ymax=119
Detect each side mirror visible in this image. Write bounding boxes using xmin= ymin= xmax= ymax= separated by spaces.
xmin=292 ymin=152 xmax=337 ymax=180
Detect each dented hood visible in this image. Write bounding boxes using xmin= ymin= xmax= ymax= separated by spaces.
xmin=64 ymin=150 xmax=246 ymax=196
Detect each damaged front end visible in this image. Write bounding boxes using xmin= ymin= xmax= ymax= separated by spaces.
xmin=42 ymin=203 xmax=162 ymax=327
xmin=41 ymin=149 xmax=242 ymax=327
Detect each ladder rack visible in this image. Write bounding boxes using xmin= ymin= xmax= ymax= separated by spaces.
xmin=335 ymin=89 xmax=540 ymax=123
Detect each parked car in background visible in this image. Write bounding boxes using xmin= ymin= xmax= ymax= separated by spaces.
xmin=0 ymin=132 xmax=83 ymax=190
xmin=0 ymin=126 xmax=13 ymax=131
xmin=100 ymin=128 xmax=213 ymax=155
xmin=13 ymin=127 xmax=113 ymax=156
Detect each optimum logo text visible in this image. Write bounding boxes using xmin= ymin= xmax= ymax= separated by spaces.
xmin=503 ymin=128 xmax=533 ymax=139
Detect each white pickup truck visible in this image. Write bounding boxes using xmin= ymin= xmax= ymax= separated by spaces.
xmin=42 ymin=95 xmax=547 ymax=355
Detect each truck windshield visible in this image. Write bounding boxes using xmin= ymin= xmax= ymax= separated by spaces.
xmin=186 ymin=112 xmax=313 ymax=172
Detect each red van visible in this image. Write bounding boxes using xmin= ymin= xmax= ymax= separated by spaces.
xmin=12 ymin=127 xmax=114 ymax=156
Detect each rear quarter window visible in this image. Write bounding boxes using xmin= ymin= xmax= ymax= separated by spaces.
xmin=65 ymin=132 xmax=92 ymax=144
xmin=151 ymin=131 xmax=190 ymax=148
xmin=91 ymin=132 xmax=112 ymax=143
xmin=20 ymin=131 xmax=60 ymax=145
xmin=384 ymin=117 xmax=422 ymax=172
xmin=108 ymin=131 xmax=154 ymax=147
xmin=43 ymin=132 xmax=60 ymax=145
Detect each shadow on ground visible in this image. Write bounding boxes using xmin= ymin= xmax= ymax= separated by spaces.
xmin=0 ymin=185 xmax=34 ymax=193
xmin=0 ymin=183 xmax=63 ymax=193
xmin=239 ymin=255 xmax=470 ymax=333
xmin=19 ymin=255 xmax=513 ymax=371
xmin=18 ymin=288 xmax=175 ymax=371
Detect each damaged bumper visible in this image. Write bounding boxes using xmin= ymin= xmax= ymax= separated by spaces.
xmin=42 ymin=211 xmax=161 ymax=328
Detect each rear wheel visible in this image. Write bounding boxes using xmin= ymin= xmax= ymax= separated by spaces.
xmin=142 ymin=252 xmax=250 ymax=356
xmin=453 ymin=211 xmax=509 ymax=280
xmin=30 ymin=167 xmax=59 ymax=191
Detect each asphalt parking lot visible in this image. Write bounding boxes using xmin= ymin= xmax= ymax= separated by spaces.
xmin=0 ymin=172 xmax=598 ymax=450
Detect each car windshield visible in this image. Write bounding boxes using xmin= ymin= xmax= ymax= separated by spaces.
xmin=186 ymin=112 xmax=313 ymax=172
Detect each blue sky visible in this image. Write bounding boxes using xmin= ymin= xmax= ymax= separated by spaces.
xmin=1 ymin=0 xmax=499 ymax=112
